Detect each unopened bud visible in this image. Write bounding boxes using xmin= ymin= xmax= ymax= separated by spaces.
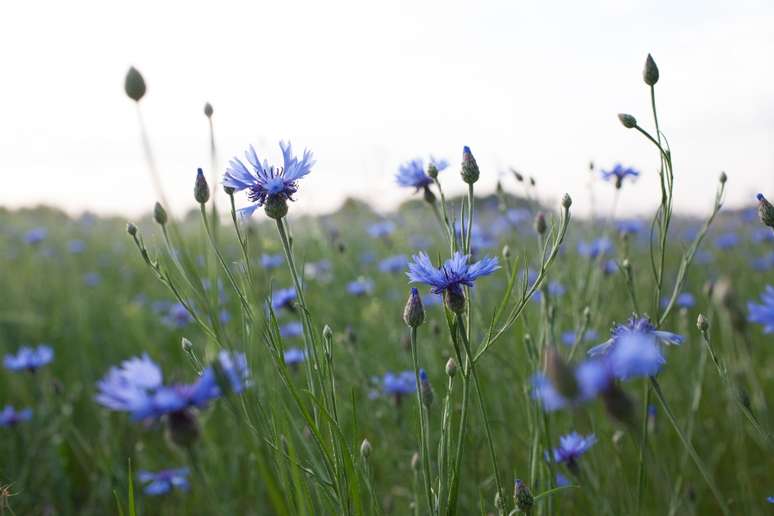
xmin=153 ymin=202 xmax=168 ymax=226
xmin=204 ymin=102 xmax=213 ymax=118
xmin=502 ymin=245 xmax=511 ymax=260
xmin=618 ymin=113 xmax=637 ymax=129
xmin=419 ymin=369 xmax=434 ymax=408
xmin=403 ymin=288 xmax=425 ymax=328
xmin=360 ymin=438 xmax=372 ymax=458
xmin=511 ymin=168 xmax=524 ymax=182
xmin=444 ymin=288 xmax=466 ymax=314
xmin=643 ymin=54 xmax=659 ymax=86
xmin=126 ymin=222 xmax=138 ymax=236
xmin=427 ymin=162 xmax=439 ymax=179
xmin=194 ymin=168 xmax=210 ymax=204
xmin=514 ymin=479 xmax=534 ymax=513
xmin=757 ymin=193 xmax=774 ymax=229
xmin=534 ymin=212 xmax=547 ymax=235
xmin=181 ymin=337 xmax=193 ymax=352
xmin=323 ymin=325 xmax=333 ymax=340
xmin=423 ymin=185 xmax=436 ymax=204
xmin=124 ymin=67 xmax=146 ymax=102
xmin=719 ymin=171 xmax=727 ymax=184
xmin=461 ymin=146 xmax=480 ymax=184
xmin=445 ymin=357 xmax=457 ymax=377
xmin=561 ymin=193 xmax=572 ymax=209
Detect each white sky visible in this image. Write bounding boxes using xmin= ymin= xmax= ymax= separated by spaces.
xmin=1 ymin=0 xmax=773 ymax=219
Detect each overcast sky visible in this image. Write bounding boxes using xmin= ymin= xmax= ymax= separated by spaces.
xmin=2 ymin=0 xmax=772 ymax=219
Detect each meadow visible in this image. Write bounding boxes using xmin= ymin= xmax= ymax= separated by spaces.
xmin=1 ymin=56 xmax=773 ymax=515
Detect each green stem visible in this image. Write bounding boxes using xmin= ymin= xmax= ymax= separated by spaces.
xmin=410 ymin=326 xmax=435 ymax=515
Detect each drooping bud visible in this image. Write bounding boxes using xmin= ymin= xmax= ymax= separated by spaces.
xmin=445 ymin=357 xmax=458 ymax=377
xmin=124 ymin=67 xmax=146 ymax=102
xmin=444 ymin=287 xmax=466 ymax=314
xmin=544 ymin=347 xmax=578 ymax=400
xmin=534 ymin=211 xmax=547 ymax=235
xmin=153 ymin=202 xmax=168 ymax=226
xmin=618 ymin=113 xmax=637 ymax=129
xmin=419 ymin=369 xmax=434 ymax=408
xmin=643 ymin=54 xmax=659 ymax=86
xmin=360 ymin=438 xmax=372 ymax=459
xmin=561 ymin=193 xmax=572 ymax=209
xmin=403 ymin=288 xmax=425 ymax=328
xmin=194 ymin=168 xmax=210 ymax=204
xmin=204 ymin=102 xmax=213 ymax=118
xmin=757 ymin=193 xmax=774 ymax=229
xmin=264 ymin=196 xmax=288 ymax=219
xmin=461 ymin=146 xmax=480 ymax=184
xmin=697 ymin=313 xmax=709 ymax=332
xmin=514 ymin=479 xmax=534 ymax=513
xmin=126 ymin=222 xmax=138 ymax=236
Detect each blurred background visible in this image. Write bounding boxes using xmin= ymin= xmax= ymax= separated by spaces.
xmin=2 ymin=0 xmax=772 ymax=218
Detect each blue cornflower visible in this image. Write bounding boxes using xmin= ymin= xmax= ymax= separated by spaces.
xmin=378 ymin=255 xmax=408 ymax=274
xmin=752 ymin=228 xmax=774 ymax=244
xmin=751 ymin=253 xmax=774 ymax=272
xmin=661 ymin=293 xmax=696 ymax=310
xmin=531 ymin=281 xmax=566 ymax=303
xmin=161 ymin=302 xmax=194 ymax=328
xmin=347 ymin=278 xmax=374 ymax=296
xmin=280 ymin=322 xmax=304 ymax=339
xmin=223 ymin=141 xmax=315 ymax=218
xmin=768 ymin=496 xmax=774 ymax=504
xmin=407 ymin=251 xmax=499 ymax=313
xmin=552 ymin=432 xmax=596 ymax=469
xmin=396 ymin=157 xmax=448 ymax=191
xmin=602 ymin=259 xmax=618 ymax=275
xmin=748 ymin=285 xmax=774 ymax=333
xmin=0 ymin=405 xmax=33 ymax=427
xmin=4 ymin=344 xmax=54 ymax=372
xmin=616 ymin=219 xmax=645 ymax=235
xmin=715 ymin=233 xmax=740 ymax=250
xmin=260 ymin=253 xmax=284 ymax=269
xmin=68 ymin=239 xmax=86 ymax=254
xmin=368 ymin=221 xmax=396 ymax=238
xmin=561 ymin=330 xmax=599 ymax=347
xmin=283 ymin=347 xmax=306 ymax=366
xmin=84 ymin=272 xmax=101 ymax=287
xmin=137 ymin=468 xmax=190 ymax=496
xmin=577 ymin=238 xmax=613 ymax=259
xmin=532 ymin=359 xmax=610 ymax=412
xmin=380 ymin=371 xmax=416 ymax=400
xmin=271 ymin=288 xmax=297 ymax=312
xmin=506 ymin=208 xmax=531 ymax=226
xmin=23 ymin=227 xmax=47 ymax=245
xmin=601 ymin=163 xmax=639 ymax=188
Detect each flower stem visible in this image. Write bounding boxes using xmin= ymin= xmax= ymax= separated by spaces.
xmin=410 ymin=326 xmax=435 ymax=515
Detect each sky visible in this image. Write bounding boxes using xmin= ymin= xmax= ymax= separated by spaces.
xmin=1 ymin=0 xmax=772 ymax=220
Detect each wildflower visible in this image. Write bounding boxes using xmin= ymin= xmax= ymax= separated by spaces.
xmin=396 ymin=157 xmax=448 ymax=191
xmin=514 ymin=479 xmax=534 ymax=513
xmin=589 ymin=315 xmax=683 ymax=357
xmin=160 ymin=302 xmax=194 ymax=328
xmin=223 ymin=141 xmax=315 ymax=219
xmin=279 ymin=322 xmax=304 ymax=339
xmin=602 ymin=259 xmax=618 ymax=275
xmin=551 ymin=432 xmax=597 ymax=471
xmin=577 ymin=238 xmax=613 ymax=259
xmin=461 ymin=146 xmax=480 ymax=184
xmin=260 ymin=253 xmax=284 ymax=269
xmin=531 ymin=281 xmax=565 ymax=303
xmin=378 ymin=255 xmax=409 ymax=274
xmin=347 ymin=278 xmax=374 ymax=297
xmin=360 ymin=438 xmax=372 ymax=458
xmin=4 ymin=345 xmax=54 ymax=372
xmin=23 ymin=227 xmax=47 ymax=245
xmin=555 ymin=473 xmax=571 ymax=488
xmin=271 ymin=288 xmax=297 ymax=312
xmin=661 ymin=293 xmax=695 ymax=310
xmin=616 ymin=219 xmax=645 ymax=235
xmin=748 ymin=285 xmax=774 ymax=333
xmin=403 ymin=288 xmax=425 ymax=328
xmin=531 ymin=359 xmax=609 ymax=412
xmin=714 ymin=233 xmax=739 ymax=250
xmin=83 ymin=272 xmax=101 ymax=287
xmin=367 ymin=221 xmax=396 ymax=239
xmin=0 ymin=405 xmax=32 ymax=427
xmin=379 ymin=370 xmax=416 ymax=402
xmin=137 ymin=468 xmax=190 ymax=496
xmin=283 ymin=347 xmax=306 ymax=366
xmin=601 ymin=163 xmax=640 ymax=189
xmin=407 ymin=251 xmax=499 ymax=313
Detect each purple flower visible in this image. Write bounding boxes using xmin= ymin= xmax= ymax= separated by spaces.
xmin=577 ymin=238 xmax=613 ymax=259
xmin=4 ymin=344 xmax=54 ymax=372
xmin=378 ymin=255 xmax=408 ymax=274
xmin=531 ymin=359 xmax=610 ymax=412
xmin=561 ymin=330 xmax=599 ymax=347
xmin=23 ymin=227 xmax=48 ymax=245
xmin=368 ymin=221 xmax=396 ymax=238
xmin=347 ymin=278 xmax=374 ymax=296
xmin=0 ymin=405 xmax=33 ymax=427
xmin=280 ymin=322 xmax=304 ymax=338
xmin=407 ymin=251 xmax=499 ymax=297
xmin=68 ymin=239 xmax=86 ymax=254
xmin=283 ymin=347 xmax=306 ymax=366
xmin=380 ymin=371 xmax=416 ymax=398
xmin=160 ymin=302 xmax=194 ymax=328
xmin=271 ymin=288 xmax=297 ymax=312
xmin=552 ymin=432 xmax=596 ymax=467
xmin=396 ymin=157 xmax=447 ymax=190
xmin=714 ymin=233 xmax=739 ymax=250
xmin=748 ymin=285 xmax=774 ymax=333
xmin=137 ymin=468 xmax=190 ymax=496
xmin=601 ymin=163 xmax=639 ymax=187
xmin=260 ymin=253 xmax=284 ymax=269
xmin=223 ymin=141 xmax=315 ymax=218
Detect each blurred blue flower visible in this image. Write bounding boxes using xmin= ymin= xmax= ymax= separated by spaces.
xmin=531 ymin=281 xmax=565 ymax=303
xmin=714 ymin=233 xmax=740 ymax=250
xmin=23 ymin=227 xmax=48 ymax=245
xmin=368 ymin=221 xmax=396 ymax=238
xmin=83 ymin=272 xmax=101 ymax=287
xmin=589 ymin=315 xmax=683 ymax=358
xmin=561 ymin=330 xmax=599 ymax=347
xmin=752 ymin=228 xmax=774 ymax=244
xmin=347 ymin=278 xmax=374 ymax=296
xmin=395 ymin=157 xmax=447 ymax=190
xmin=577 ymin=238 xmax=613 ymax=259
xmin=751 ymin=253 xmax=774 ymax=272
xmin=616 ymin=219 xmax=644 ymax=235
xmin=68 ymin=239 xmax=86 ymax=254
xmin=601 ymin=164 xmax=639 ymax=187
xmin=283 ymin=347 xmax=306 ymax=366
xmin=0 ymin=405 xmax=32 ymax=427
xmin=531 ymin=359 xmax=610 ymax=412
xmin=223 ymin=141 xmax=315 ymax=217
xmin=407 ymin=251 xmax=499 ymax=297
xmin=260 ymin=253 xmax=284 ymax=269
xmin=556 ymin=473 xmax=571 ymax=487
xmin=161 ymin=303 xmax=194 ymax=328
xmin=380 ymin=371 xmax=416 ymax=398
xmin=748 ymin=285 xmax=774 ymax=333
xmin=271 ymin=288 xmax=297 ymax=312
xmin=137 ymin=468 xmax=190 ymax=496
xmin=379 ymin=255 xmax=409 ymax=274
xmin=602 ymin=259 xmax=618 ymax=275
xmin=4 ymin=344 xmax=54 ymax=372
xmin=552 ymin=432 xmax=596 ymax=467
xmin=280 ymin=322 xmax=304 ymax=338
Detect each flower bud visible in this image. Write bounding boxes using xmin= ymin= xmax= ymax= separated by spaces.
xmin=423 ymin=185 xmax=436 ymax=204
xmin=126 ymin=222 xmax=138 ymax=236
xmin=643 ymin=53 xmax=659 ymax=86
xmin=445 ymin=357 xmax=457 ymax=377
xmin=511 ymin=168 xmax=524 ymax=182
xmin=534 ymin=211 xmax=547 ymax=235
xmin=166 ymin=409 xmax=199 ymax=449
xmin=153 ymin=202 xmax=168 ymax=226
xmin=403 ymin=288 xmax=425 ymax=328
xmin=514 ymin=479 xmax=534 ymax=513
xmin=757 ymin=193 xmax=774 ymax=229
xmin=323 ymin=325 xmax=333 ymax=340
xmin=719 ymin=171 xmax=727 ymax=184
xmin=419 ymin=369 xmax=434 ymax=409
xmin=502 ymin=245 xmax=511 ymax=260
xmin=461 ymin=146 xmax=480 ymax=184
xmin=360 ymin=438 xmax=372 ymax=459
xmin=181 ymin=337 xmax=193 ymax=352
xmin=264 ymin=196 xmax=288 ymax=219
xmin=697 ymin=313 xmax=709 ymax=332
xmin=561 ymin=193 xmax=572 ymax=209
xmin=194 ymin=168 xmax=210 ymax=204
xmin=427 ymin=162 xmax=439 ymax=179
xmin=124 ymin=67 xmax=146 ymax=102
xmin=444 ymin=288 xmax=466 ymax=314
xmin=204 ymin=102 xmax=213 ymax=118
xmin=411 ymin=451 xmax=420 ymax=471
xmin=544 ymin=347 xmax=578 ymax=400
xmin=618 ymin=113 xmax=637 ymax=129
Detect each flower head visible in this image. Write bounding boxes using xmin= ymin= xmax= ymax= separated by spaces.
xmin=407 ymin=251 xmax=499 ymax=297
xmin=4 ymin=344 xmax=54 ymax=372
xmin=283 ymin=347 xmax=306 ymax=366
xmin=0 ymin=405 xmax=32 ymax=427
xmin=271 ymin=288 xmax=297 ymax=312
xmin=748 ymin=285 xmax=774 ymax=333
xmin=368 ymin=221 xmax=396 ymax=238
xmin=601 ymin=163 xmax=639 ymax=189
xmin=577 ymin=238 xmax=613 ymax=259
xmin=280 ymin=322 xmax=304 ymax=339
xmin=347 ymin=278 xmax=374 ymax=297
xmin=396 ymin=158 xmax=447 ymax=190
xmin=223 ymin=141 xmax=314 ymax=218
xmin=137 ymin=468 xmax=190 ymax=496
xmin=378 ymin=255 xmax=409 ymax=274
xmin=532 ymin=359 xmax=610 ymax=412
xmin=260 ymin=253 xmax=284 ymax=270
xmin=552 ymin=432 xmax=596 ymax=467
